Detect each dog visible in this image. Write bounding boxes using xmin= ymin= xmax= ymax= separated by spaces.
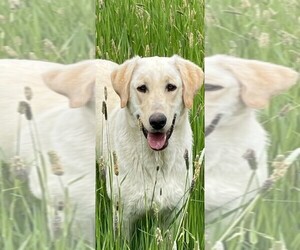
xmin=204 ymin=55 xmax=299 ymax=237
xmin=0 ymin=58 xmax=118 ymax=244
xmin=99 ymin=56 xmax=203 ymax=241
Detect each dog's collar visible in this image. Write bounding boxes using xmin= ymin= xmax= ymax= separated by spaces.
xmin=205 ymin=113 xmax=223 ymax=137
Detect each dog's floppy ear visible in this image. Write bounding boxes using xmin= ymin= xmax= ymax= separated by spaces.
xmin=111 ymin=57 xmax=140 ymax=108
xmin=221 ymin=55 xmax=299 ymax=108
xmin=43 ymin=61 xmax=96 ymax=108
xmin=174 ymin=55 xmax=204 ymax=109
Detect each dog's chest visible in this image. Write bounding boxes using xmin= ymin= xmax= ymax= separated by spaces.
xmin=110 ymin=150 xmax=191 ymax=218
xmin=205 ymin=123 xmax=269 ymax=217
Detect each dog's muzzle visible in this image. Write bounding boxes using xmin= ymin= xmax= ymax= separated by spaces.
xmin=137 ymin=114 xmax=177 ymax=151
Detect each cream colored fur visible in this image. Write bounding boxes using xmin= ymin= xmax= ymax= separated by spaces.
xmin=0 ymin=59 xmax=118 ymax=244
xmin=205 ymin=55 xmax=299 ymax=234
xmin=100 ymin=56 xmax=203 ymax=239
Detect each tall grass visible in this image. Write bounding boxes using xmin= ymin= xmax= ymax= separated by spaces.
xmin=96 ymin=0 xmax=204 ymax=249
xmin=206 ymin=0 xmax=300 ymax=249
xmin=0 ymin=0 xmax=94 ymax=249
xmin=0 ymin=0 xmax=94 ymax=63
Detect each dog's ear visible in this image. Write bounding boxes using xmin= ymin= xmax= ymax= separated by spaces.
xmin=111 ymin=57 xmax=140 ymax=108
xmin=43 ymin=61 xmax=96 ymax=108
xmin=221 ymin=56 xmax=299 ymax=108
xmin=174 ymin=55 xmax=204 ymax=109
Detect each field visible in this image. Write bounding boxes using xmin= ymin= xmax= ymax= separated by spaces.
xmin=96 ymin=0 xmax=204 ymax=249
xmin=3 ymin=0 xmax=296 ymax=249
xmin=0 ymin=0 xmax=94 ymax=249
xmin=206 ymin=0 xmax=300 ymax=249
xmin=0 ymin=0 xmax=205 ymax=249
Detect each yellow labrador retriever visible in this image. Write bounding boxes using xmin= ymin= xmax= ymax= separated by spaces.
xmin=205 ymin=55 xmax=299 ymax=234
xmin=0 ymin=59 xmax=118 ymax=244
xmin=100 ymin=56 xmax=203 ymax=240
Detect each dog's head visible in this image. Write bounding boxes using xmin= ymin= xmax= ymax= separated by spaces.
xmin=111 ymin=56 xmax=203 ymax=151
xmin=205 ymin=55 xmax=299 ymax=130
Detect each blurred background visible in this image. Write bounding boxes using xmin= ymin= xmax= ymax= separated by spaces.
xmin=96 ymin=0 xmax=204 ymax=249
xmin=206 ymin=0 xmax=300 ymax=249
xmin=0 ymin=0 xmax=94 ymax=249
xmin=0 ymin=0 xmax=94 ymax=63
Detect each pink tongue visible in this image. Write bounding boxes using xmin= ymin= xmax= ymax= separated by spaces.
xmin=147 ymin=133 xmax=167 ymax=150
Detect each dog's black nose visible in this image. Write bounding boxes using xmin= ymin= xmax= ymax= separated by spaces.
xmin=149 ymin=113 xmax=167 ymax=130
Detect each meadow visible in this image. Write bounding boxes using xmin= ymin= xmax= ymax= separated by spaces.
xmin=206 ymin=0 xmax=300 ymax=249
xmin=96 ymin=0 xmax=204 ymax=249
xmin=0 ymin=0 xmax=94 ymax=249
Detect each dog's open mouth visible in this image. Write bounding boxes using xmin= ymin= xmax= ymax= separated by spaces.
xmin=138 ymin=114 xmax=177 ymax=151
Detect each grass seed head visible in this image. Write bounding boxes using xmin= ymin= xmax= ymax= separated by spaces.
xmin=8 ymin=0 xmax=21 ymax=10
xmin=98 ymin=156 xmax=106 ymax=180
xmin=155 ymin=227 xmax=163 ymax=245
xmin=271 ymin=241 xmax=287 ymax=250
xmin=113 ymin=151 xmax=119 ymax=176
xmin=137 ymin=115 xmax=143 ymax=130
xmin=10 ymin=155 xmax=27 ymax=181
xmin=102 ymin=101 xmax=107 ymax=120
xmin=260 ymin=178 xmax=274 ymax=193
xmin=241 ymin=0 xmax=251 ymax=8
xmin=4 ymin=45 xmax=18 ymax=58
xmin=43 ymin=38 xmax=56 ymax=52
xmin=25 ymin=103 xmax=33 ymax=120
xmin=17 ymin=101 xmax=27 ymax=114
xmin=188 ymin=32 xmax=194 ymax=48
xmin=57 ymin=201 xmax=64 ymax=211
xmin=114 ymin=205 xmax=119 ymax=233
xmin=152 ymin=202 xmax=159 ymax=220
xmin=18 ymin=101 xmax=32 ymax=120
xmin=24 ymin=86 xmax=33 ymax=101
xmin=28 ymin=52 xmax=37 ymax=60
xmin=193 ymin=154 xmax=201 ymax=181
xmin=258 ymin=32 xmax=270 ymax=48
xmin=48 ymin=151 xmax=64 ymax=176
xmin=0 ymin=15 xmax=6 ymax=22
xmin=191 ymin=154 xmax=201 ymax=193
xmin=145 ymin=44 xmax=150 ymax=57
xmin=243 ymin=149 xmax=258 ymax=170
xmin=184 ymin=149 xmax=189 ymax=170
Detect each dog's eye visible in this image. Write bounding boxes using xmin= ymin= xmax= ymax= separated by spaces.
xmin=205 ymin=84 xmax=224 ymax=91
xmin=166 ymin=83 xmax=177 ymax=92
xmin=137 ymin=85 xmax=148 ymax=93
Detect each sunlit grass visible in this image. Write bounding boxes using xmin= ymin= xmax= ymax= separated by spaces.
xmin=96 ymin=0 xmax=204 ymax=249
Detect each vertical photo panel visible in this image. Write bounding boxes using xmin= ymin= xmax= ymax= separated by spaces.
xmin=205 ymin=0 xmax=300 ymax=249
xmin=0 ymin=0 xmax=95 ymax=249
xmin=96 ymin=0 xmax=204 ymax=249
